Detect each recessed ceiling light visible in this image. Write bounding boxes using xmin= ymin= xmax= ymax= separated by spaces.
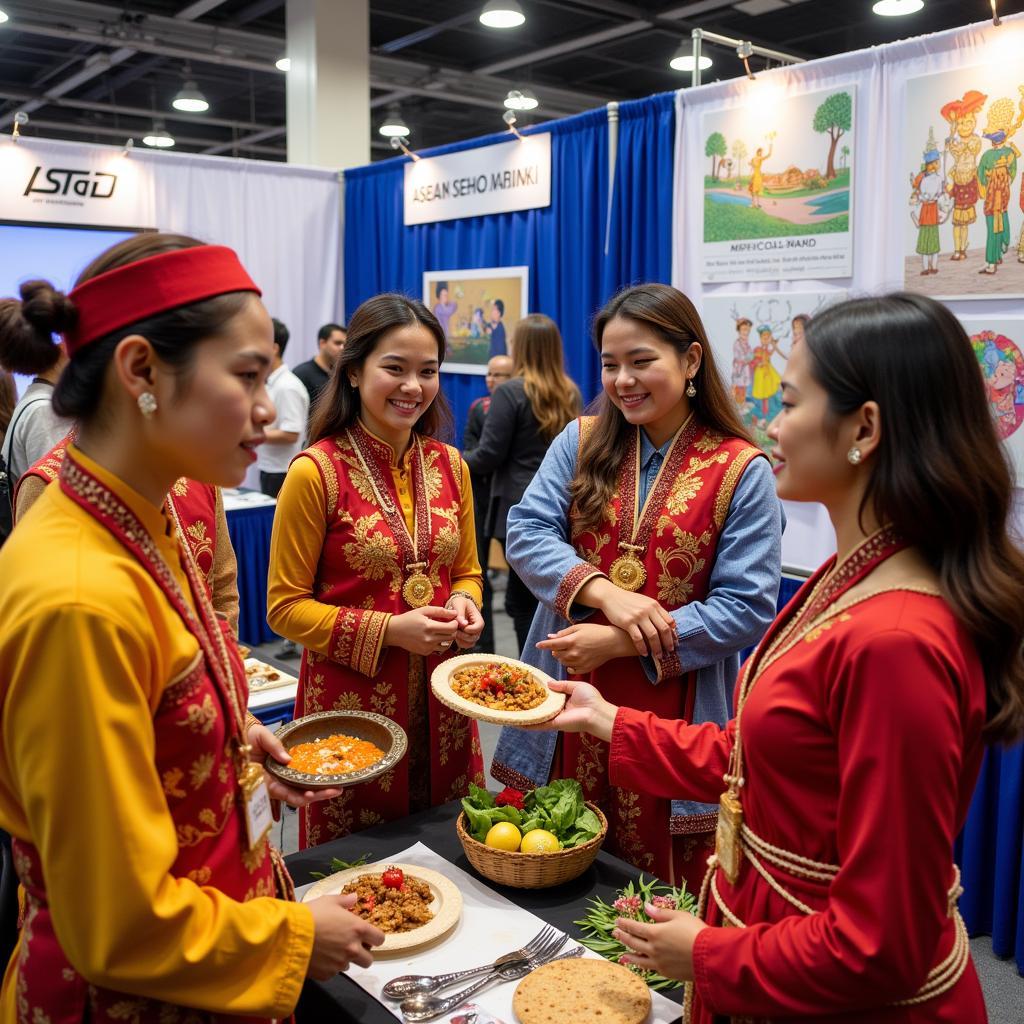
xmin=276 ymin=56 xmax=290 ymax=72
xmin=172 ymin=80 xmax=209 ymax=113
xmin=872 ymin=0 xmax=924 ymax=15
xmin=143 ymin=122 xmax=175 ymax=148
xmin=0 ymin=8 xmax=9 ymax=24
xmin=379 ymin=107 xmax=410 ymax=138
xmin=504 ymin=89 xmax=538 ymax=111
xmin=669 ymin=50 xmax=713 ymax=73
xmin=480 ymin=0 xmax=526 ymax=29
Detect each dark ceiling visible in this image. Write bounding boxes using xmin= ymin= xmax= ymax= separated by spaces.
xmin=0 ymin=0 xmax=1017 ymax=163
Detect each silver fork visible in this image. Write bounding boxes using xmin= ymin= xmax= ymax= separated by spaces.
xmin=381 ymin=924 xmax=559 ymax=1000
xmin=399 ymin=934 xmax=579 ymax=1023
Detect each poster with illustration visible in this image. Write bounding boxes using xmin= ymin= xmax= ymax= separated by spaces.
xmin=959 ymin=318 xmax=1024 ymax=481
xmin=701 ymin=291 xmax=847 ymax=454
xmin=422 ymin=267 xmax=529 ymax=374
xmin=902 ymin=67 xmax=1024 ymax=299
xmin=701 ymin=86 xmax=855 ymax=282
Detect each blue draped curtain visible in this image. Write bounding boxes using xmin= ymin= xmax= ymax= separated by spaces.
xmin=601 ymin=91 xmax=676 ymax=299
xmin=344 ymin=108 xmax=609 ymax=442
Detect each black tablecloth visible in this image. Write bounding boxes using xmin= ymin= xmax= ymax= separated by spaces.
xmin=285 ymin=800 xmax=684 ymax=1023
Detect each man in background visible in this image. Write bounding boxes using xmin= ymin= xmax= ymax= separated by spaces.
xmin=292 ymin=322 xmax=346 ymax=414
xmin=257 ymin=319 xmax=309 ymax=499
xmin=463 ymin=354 xmax=513 ymax=653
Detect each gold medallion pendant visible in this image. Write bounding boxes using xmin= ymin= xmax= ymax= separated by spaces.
xmin=609 ymin=553 xmax=647 ymax=592
xmin=715 ymin=790 xmax=744 ymax=885
xmin=402 ymin=572 xmax=434 ymax=608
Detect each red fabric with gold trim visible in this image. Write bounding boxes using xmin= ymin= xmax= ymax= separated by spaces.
xmin=12 ymin=429 xmax=77 ymax=517
xmin=293 ymin=424 xmax=484 ymax=850
xmin=557 ymin=420 xmax=763 ymax=888
xmin=64 ymin=245 xmax=260 ymax=357
xmin=167 ymin=478 xmax=218 ymax=585
xmin=7 ymin=449 xmax=275 ymax=1024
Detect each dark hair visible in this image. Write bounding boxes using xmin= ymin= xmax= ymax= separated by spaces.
xmin=0 ymin=369 xmax=16 ymax=438
xmin=792 ymin=314 xmax=810 ymax=328
xmin=435 ymin=282 xmax=448 ymax=298
xmin=0 ymin=234 xmax=254 ymax=425
xmin=493 ymin=299 xmax=505 ymax=317
xmin=272 ymin=317 xmax=290 ymax=355
xmin=308 ymin=293 xmax=453 ymax=444
xmin=0 ymin=282 xmax=67 ymax=375
xmin=570 ymin=283 xmax=753 ymax=532
xmin=318 ymin=322 xmax=345 ymax=343
xmin=804 ymin=292 xmax=1024 ymax=744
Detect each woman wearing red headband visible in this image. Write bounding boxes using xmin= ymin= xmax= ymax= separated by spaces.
xmin=0 ymin=233 xmax=384 ymax=1023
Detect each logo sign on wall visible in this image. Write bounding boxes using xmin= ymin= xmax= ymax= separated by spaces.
xmin=0 ymin=140 xmax=155 ymax=228
xmin=404 ymin=134 xmax=551 ymax=226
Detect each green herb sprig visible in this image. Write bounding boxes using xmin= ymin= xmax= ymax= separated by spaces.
xmin=309 ymin=852 xmax=371 ymax=880
xmin=574 ymin=874 xmax=696 ymax=991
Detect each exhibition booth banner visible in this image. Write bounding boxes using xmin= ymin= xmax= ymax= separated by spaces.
xmin=404 ymin=133 xmax=551 ymax=225
xmin=0 ymin=139 xmax=155 ymax=228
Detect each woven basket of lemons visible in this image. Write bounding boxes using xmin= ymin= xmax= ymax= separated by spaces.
xmin=456 ymin=781 xmax=607 ymax=889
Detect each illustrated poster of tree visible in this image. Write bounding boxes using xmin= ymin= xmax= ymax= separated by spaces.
xmin=902 ymin=67 xmax=1024 ymax=299
xmin=700 ymin=86 xmax=855 ymax=283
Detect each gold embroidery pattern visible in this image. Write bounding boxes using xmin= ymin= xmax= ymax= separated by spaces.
xmin=331 ymin=608 xmax=359 ymax=668
xmin=162 ymin=768 xmax=186 ymax=799
xmin=175 ymin=791 xmax=234 ymax=847
xmin=177 ymin=693 xmax=218 ymax=735
xmin=303 ymin=446 xmax=339 ymax=514
xmin=694 ymin=431 xmax=723 ymax=454
xmin=343 ymin=512 xmax=403 ymax=593
xmin=665 ymin=452 xmax=729 ymax=517
xmin=445 ymin=772 xmax=469 ymax=802
xmin=431 ymin=522 xmax=460 ymax=575
xmin=437 ymin=710 xmax=469 ymax=766
xmin=186 ymin=867 xmax=212 ymax=885
xmin=443 ymin=444 xmax=465 ymax=499
xmin=370 ymin=679 xmax=397 ymax=717
xmin=713 ymin=446 xmax=763 ymax=530
xmin=353 ymin=610 xmax=389 ymax=675
xmin=189 ymin=753 xmax=215 ymax=790
xmin=158 ymin=653 xmax=205 ymax=708
xmin=242 ymin=876 xmax=275 ymax=902
xmin=172 ymin=478 xmax=189 ymax=497
xmin=322 ymin=788 xmax=355 ymax=840
xmin=183 ymin=521 xmax=214 ymax=572
xmin=421 ymin=447 xmax=444 ymax=502
xmin=376 ymin=769 xmax=395 ymax=793
xmin=107 ymin=998 xmax=147 ymax=1022
xmin=613 ymin=789 xmax=655 ymax=870
xmin=555 ymin=562 xmax=601 ymax=621
xmin=804 ymin=612 xmax=852 ymax=643
xmin=304 ymin=670 xmax=327 ymax=712
xmin=359 ymin=809 xmax=385 ymax=828
xmin=653 ymin=524 xmax=712 ymax=606
xmin=574 ymin=527 xmax=612 ymax=567
xmin=241 ymin=836 xmax=269 ymax=873
xmin=575 ymin=733 xmax=606 ymax=795
xmin=332 ymin=691 xmax=364 ymax=711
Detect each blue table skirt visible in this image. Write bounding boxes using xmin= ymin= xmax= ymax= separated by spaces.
xmin=225 ymin=503 xmax=276 ymax=646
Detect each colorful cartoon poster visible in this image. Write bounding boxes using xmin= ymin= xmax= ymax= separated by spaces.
xmin=701 ymin=291 xmax=847 ymax=454
xmin=700 ymin=87 xmax=855 ymax=282
xmin=959 ymin=318 xmax=1024 ymax=481
xmin=422 ymin=266 xmax=529 ymax=375
xmin=903 ymin=67 xmax=1024 ymax=298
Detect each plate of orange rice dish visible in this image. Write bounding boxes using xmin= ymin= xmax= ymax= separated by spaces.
xmin=264 ymin=710 xmax=408 ymax=790
xmin=430 ymin=654 xmax=565 ymax=726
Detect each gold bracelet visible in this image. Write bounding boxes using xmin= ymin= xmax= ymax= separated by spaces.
xmin=447 ymin=589 xmax=481 ymax=612
xmin=245 ymin=711 xmax=261 ymax=736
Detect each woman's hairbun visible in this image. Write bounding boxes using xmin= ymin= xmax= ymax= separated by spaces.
xmin=19 ymin=279 xmax=77 ymax=337
xmin=0 ymin=279 xmax=72 ymax=376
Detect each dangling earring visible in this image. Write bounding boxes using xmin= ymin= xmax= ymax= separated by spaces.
xmin=138 ymin=392 xmax=158 ymax=418
xmin=686 ymin=377 xmax=697 ymax=399
xmin=847 ymin=446 xmax=862 ymax=465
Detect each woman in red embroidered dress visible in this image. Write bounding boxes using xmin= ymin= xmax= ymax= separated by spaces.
xmin=0 ymin=234 xmax=384 ymax=1024
xmin=539 ymin=293 xmax=1024 ymax=1021
xmin=267 ymin=293 xmax=486 ymax=849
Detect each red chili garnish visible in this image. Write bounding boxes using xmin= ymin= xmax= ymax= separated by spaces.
xmin=381 ymin=866 xmax=405 ymax=890
xmin=363 ymin=893 xmax=376 ymax=912
xmin=495 ymin=787 xmax=525 ymax=810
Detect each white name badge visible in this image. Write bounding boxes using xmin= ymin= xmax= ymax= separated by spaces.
xmin=243 ymin=774 xmax=273 ymax=850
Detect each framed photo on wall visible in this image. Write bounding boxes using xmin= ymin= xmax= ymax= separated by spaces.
xmin=422 ymin=266 xmax=529 ymax=374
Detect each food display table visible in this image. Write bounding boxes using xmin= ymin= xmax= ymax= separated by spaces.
xmin=222 ymin=488 xmax=276 ymax=646
xmin=286 ymin=800 xmax=684 ymax=1024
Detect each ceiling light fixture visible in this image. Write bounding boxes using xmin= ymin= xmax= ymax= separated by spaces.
xmin=503 ymin=108 xmax=525 ymax=140
xmin=276 ymin=56 xmax=291 ymax=71
xmin=0 ymin=8 xmax=9 ymax=24
xmin=504 ymin=88 xmax=538 ymax=111
xmin=669 ymin=46 xmax=712 ymax=73
xmin=990 ymin=0 xmax=1001 ymax=25
xmin=871 ymin=0 xmax=924 ymax=15
xmin=390 ymin=135 xmax=420 ymax=161
xmin=480 ymin=0 xmax=525 ymax=29
xmin=143 ymin=122 xmax=175 ymax=148
xmin=11 ymin=110 xmax=27 ymax=142
xmin=378 ymin=107 xmax=410 ymax=138
xmin=172 ymin=79 xmax=209 ymax=113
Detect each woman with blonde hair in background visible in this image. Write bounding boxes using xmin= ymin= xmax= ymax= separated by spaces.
xmin=464 ymin=312 xmax=582 ymax=651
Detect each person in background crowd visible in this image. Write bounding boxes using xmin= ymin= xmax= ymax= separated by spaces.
xmin=257 ymin=318 xmax=309 ymax=499
xmin=292 ymin=322 xmax=346 ymax=414
xmin=0 ymin=369 xmax=15 ymax=449
xmin=492 ymin=285 xmax=782 ymax=892
xmin=0 ymin=233 xmax=384 ymax=1023
xmin=537 ymin=293 xmax=1022 ymax=1023
xmin=267 ymin=293 xmax=486 ymax=849
xmin=0 ymin=286 xmax=73 ymax=484
xmin=487 ymin=299 xmax=507 ymax=358
xmin=464 ymin=315 xmax=581 ymax=654
xmin=433 ymin=282 xmax=458 ymax=338
xmin=463 ymin=353 xmax=514 ymax=653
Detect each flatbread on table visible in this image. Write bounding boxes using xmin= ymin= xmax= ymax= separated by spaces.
xmin=513 ymin=958 xmax=652 ymax=1024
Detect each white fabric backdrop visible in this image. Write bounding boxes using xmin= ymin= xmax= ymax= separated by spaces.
xmin=672 ymin=13 xmax=1024 ymax=571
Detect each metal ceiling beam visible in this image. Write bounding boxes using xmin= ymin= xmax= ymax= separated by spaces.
xmin=175 ymin=0 xmax=233 ymax=18
xmin=201 ymin=124 xmax=286 ymax=154
xmin=377 ymin=11 xmax=480 ymax=54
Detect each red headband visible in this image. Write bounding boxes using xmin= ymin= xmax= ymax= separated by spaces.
xmin=64 ymin=244 xmax=261 ymax=357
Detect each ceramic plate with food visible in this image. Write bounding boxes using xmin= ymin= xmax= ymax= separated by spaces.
xmin=244 ymin=658 xmax=297 ymax=693
xmin=264 ymin=710 xmax=407 ymax=790
xmin=430 ymin=654 xmax=565 ymax=726
xmin=302 ymin=862 xmax=462 ymax=953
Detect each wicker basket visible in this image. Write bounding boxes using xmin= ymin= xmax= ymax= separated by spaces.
xmin=456 ymin=803 xmax=608 ymax=889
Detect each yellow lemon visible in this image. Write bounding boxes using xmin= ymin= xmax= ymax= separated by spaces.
xmin=520 ymin=828 xmax=561 ymax=854
xmin=485 ymin=821 xmax=522 ymax=851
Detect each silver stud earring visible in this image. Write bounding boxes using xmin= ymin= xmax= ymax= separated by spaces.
xmin=138 ymin=392 xmax=158 ymax=417
xmin=686 ymin=378 xmax=697 ymax=399
xmin=847 ymin=446 xmax=862 ymax=465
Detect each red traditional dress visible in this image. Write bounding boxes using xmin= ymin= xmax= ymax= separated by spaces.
xmin=267 ymin=421 xmax=485 ymax=849
xmin=610 ymin=530 xmax=987 ymax=1022
xmin=0 ymin=445 xmax=308 ymax=1024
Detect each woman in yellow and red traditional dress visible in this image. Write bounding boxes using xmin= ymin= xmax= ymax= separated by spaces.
xmin=15 ymin=432 xmax=241 ymax=633
xmin=541 ymin=293 xmax=1024 ymax=1021
xmin=267 ymin=294 xmax=486 ymax=849
xmin=0 ymin=234 xmax=384 ymax=1024
xmin=492 ymin=284 xmax=783 ymax=892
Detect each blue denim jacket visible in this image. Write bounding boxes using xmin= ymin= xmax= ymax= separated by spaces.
xmin=490 ymin=419 xmax=784 ymax=825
